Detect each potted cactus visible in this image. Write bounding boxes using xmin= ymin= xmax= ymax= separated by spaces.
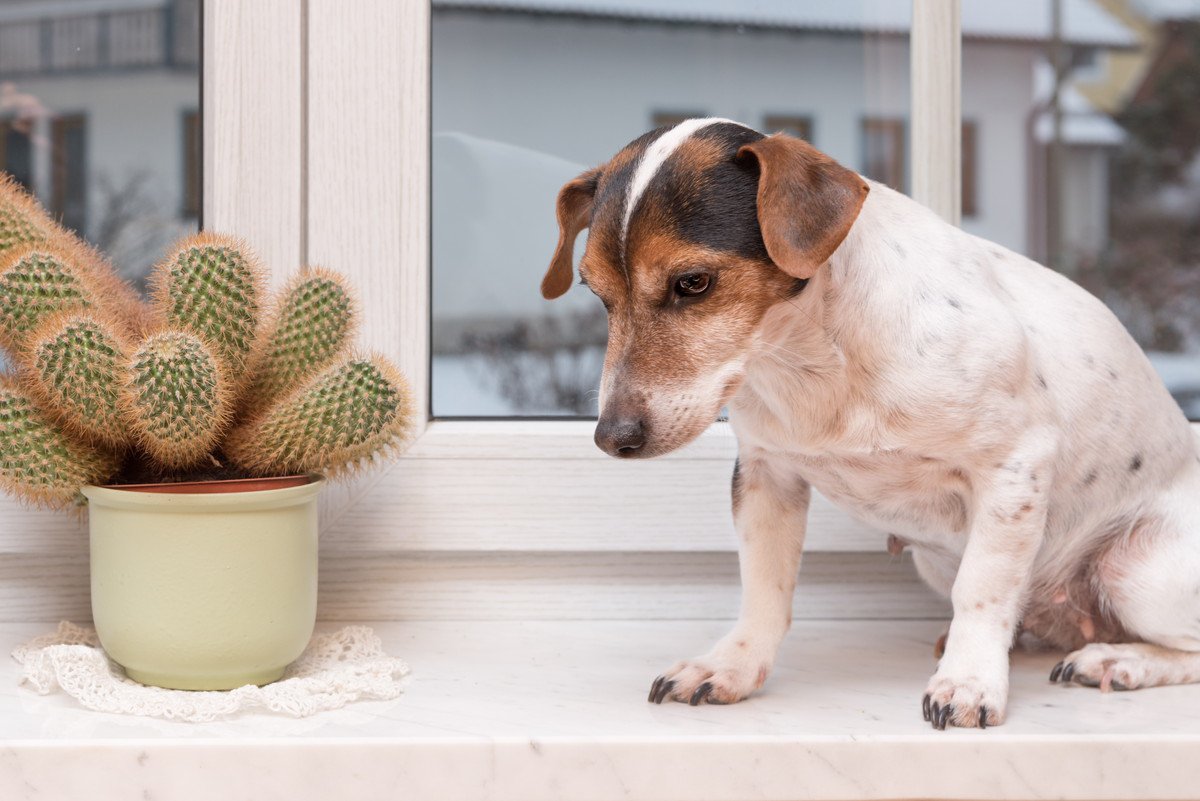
xmin=0 ymin=174 xmax=414 ymax=690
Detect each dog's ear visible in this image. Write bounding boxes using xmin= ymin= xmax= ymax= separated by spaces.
xmin=736 ymin=134 xmax=869 ymax=279
xmin=542 ymin=168 xmax=601 ymax=300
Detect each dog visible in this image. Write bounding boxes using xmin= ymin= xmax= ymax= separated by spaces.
xmin=540 ymin=118 xmax=1200 ymax=729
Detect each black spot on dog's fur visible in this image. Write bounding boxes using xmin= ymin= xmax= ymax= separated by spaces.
xmin=1082 ymin=469 xmax=1098 ymax=487
xmin=947 ymin=297 xmax=963 ymax=310
xmin=1035 ymin=373 xmax=1048 ymax=390
xmin=1107 ymin=368 xmax=1119 ymax=380
xmin=1130 ymin=454 xmax=1143 ymax=473
xmin=656 ymin=123 xmax=769 ymax=261
xmin=889 ymin=240 xmax=906 ymax=259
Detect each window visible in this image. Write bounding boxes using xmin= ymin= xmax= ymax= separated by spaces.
xmin=432 ymin=5 xmax=910 ymax=418
xmin=51 ymin=114 xmax=87 ymax=235
xmin=862 ymin=118 xmax=906 ymax=191
xmin=962 ymin=120 xmax=978 ymax=217
xmin=763 ymin=114 xmax=813 ymax=142
xmin=182 ymin=110 xmax=201 ymax=218
xmin=0 ymin=0 xmax=201 ymax=282
xmin=961 ymin=1 xmax=1200 ymax=419
xmin=0 ymin=118 xmax=33 ymax=190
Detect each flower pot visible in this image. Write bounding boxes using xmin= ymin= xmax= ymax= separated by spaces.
xmin=83 ymin=475 xmax=323 ymax=690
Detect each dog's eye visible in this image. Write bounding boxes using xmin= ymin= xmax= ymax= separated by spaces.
xmin=674 ymin=272 xmax=712 ymax=298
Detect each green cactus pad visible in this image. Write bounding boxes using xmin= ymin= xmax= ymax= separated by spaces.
xmin=23 ymin=312 xmax=130 ymax=448
xmin=0 ymin=173 xmax=55 ymax=257
xmin=152 ymin=233 xmax=264 ymax=377
xmin=122 ymin=330 xmax=230 ymax=469
xmin=227 ymin=355 xmax=413 ymax=477
xmin=0 ymin=246 xmax=100 ymax=351
xmin=249 ymin=269 xmax=357 ymax=410
xmin=0 ymin=379 xmax=119 ymax=509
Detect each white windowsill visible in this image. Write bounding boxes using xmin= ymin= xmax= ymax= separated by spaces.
xmin=3 ymin=619 xmax=1198 ymax=801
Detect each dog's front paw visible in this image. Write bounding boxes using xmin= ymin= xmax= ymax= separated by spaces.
xmin=648 ymin=637 xmax=772 ymax=706
xmin=922 ymin=670 xmax=1008 ymax=729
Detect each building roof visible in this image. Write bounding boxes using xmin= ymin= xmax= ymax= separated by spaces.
xmin=434 ymin=0 xmax=1140 ymax=48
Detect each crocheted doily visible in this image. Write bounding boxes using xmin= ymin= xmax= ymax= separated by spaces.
xmin=11 ymin=621 xmax=410 ymax=722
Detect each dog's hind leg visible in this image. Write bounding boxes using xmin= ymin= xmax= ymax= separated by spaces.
xmin=648 ymin=455 xmax=808 ymax=705
xmin=1054 ymin=471 xmax=1200 ymax=691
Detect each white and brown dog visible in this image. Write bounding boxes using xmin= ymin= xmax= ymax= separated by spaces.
xmin=540 ymin=118 xmax=1200 ymax=729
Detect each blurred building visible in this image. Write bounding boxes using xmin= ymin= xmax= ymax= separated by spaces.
xmin=0 ymin=0 xmax=200 ymax=280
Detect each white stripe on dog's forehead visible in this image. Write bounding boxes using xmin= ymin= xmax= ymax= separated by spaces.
xmin=620 ymin=117 xmax=737 ymax=257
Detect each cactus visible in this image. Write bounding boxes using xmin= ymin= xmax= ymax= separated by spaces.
xmin=20 ymin=311 xmax=131 ymax=449
xmin=0 ymin=245 xmax=108 ymax=352
xmin=0 ymin=175 xmax=147 ymax=341
xmin=247 ymin=268 xmax=357 ymax=411
xmin=226 ymin=355 xmax=414 ymax=478
xmin=122 ymin=330 xmax=231 ymax=469
xmin=0 ymin=173 xmax=56 ymax=257
xmin=0 ymin=174 xmax=414 ymax=509
xmin=151 ymin=233 xmax=264 ymax=376
xmin=0 ymin=378 xmax=119 ymax=508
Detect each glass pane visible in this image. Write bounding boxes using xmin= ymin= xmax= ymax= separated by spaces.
xmin=0 ymin=0 xmax=201 ymax=289
xmin=962 ymin=0 xmax=1200 ymax=419
xmin=432 ymin=1 xmax=911 ymax=417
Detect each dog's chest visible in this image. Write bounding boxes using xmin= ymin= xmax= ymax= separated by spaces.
xmin=782 ymin=450 xmax=972 ymax=548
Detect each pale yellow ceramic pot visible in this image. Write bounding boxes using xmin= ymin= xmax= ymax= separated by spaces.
xmin=83 ymin=475 xmax=323 ymax=690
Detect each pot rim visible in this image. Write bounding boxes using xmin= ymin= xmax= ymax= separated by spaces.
xmin=82 ymin=474 xmax=325 ymax=512
xmin=103 ymin=474 xmax=314 ymax=495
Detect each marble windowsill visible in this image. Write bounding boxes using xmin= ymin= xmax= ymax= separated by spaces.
xmin=3 ymin=618 xmax=1199 ymax=801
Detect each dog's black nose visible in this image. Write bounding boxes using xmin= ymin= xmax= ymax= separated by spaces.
xmin=595 ymin=416 xmax=646 ymax=457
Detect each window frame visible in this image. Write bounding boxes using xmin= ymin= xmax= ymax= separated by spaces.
xmin=212 ymin=1 xmax=1198 ymax=559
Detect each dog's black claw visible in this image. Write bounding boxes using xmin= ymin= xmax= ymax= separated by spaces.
xmin=689 ymin=682 xmax=713 ymax=706
xmin=648 ymin=676 xmax=664 ymax=703
xmin=1049 ymin=661 xmax=1064 ymax=682
xmin=652 ymin=678 xmax=675 ymax=704
xmin=979 ymin=706 xmax=988 ymax=729
xmin=1075 ymin=674 xmax=1100 ymax=688
xmin=1111 ymin=679 xmax=1129 ymax=691
xmin=936 ymin=704 xmax=953 ymax=730
xmin=922 ymin=693 xmax=932 ymax=721
xmin=1061 ymin=663 xmax=1076 ymax=684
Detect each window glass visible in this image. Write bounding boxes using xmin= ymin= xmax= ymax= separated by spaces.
xmin=0 ymin=0 xmax=201 ymax=287
xmin=962 ymin=0 xmax=1200 ymax=419
xmin=432 ymin=0 xmax=910 ymax=417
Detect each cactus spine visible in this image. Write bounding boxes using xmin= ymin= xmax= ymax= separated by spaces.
xmin=122 ymin=331 xmax=231 ymax=469
xmin=227 ymin=355 xmax=414 ymax=477
xmin=0 ymin=378 xmax=119 ymax=508
xmin=151 ymin=233 xmax=264 ymax=376
xmin=20 ymin=311 xmax=131 ymax=449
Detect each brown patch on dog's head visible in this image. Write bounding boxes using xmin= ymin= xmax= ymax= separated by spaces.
xmin=736 ymin=134 xmax=869 ymax=279
xmin=542 ymin=121 xmax=869 ymax=458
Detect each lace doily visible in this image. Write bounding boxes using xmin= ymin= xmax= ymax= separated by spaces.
xmin=11 ymin=621 xmax=410 ymax=722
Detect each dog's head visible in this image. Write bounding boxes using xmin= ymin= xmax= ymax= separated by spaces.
xmin=542 ymin=119 xmax=868 ymax=458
